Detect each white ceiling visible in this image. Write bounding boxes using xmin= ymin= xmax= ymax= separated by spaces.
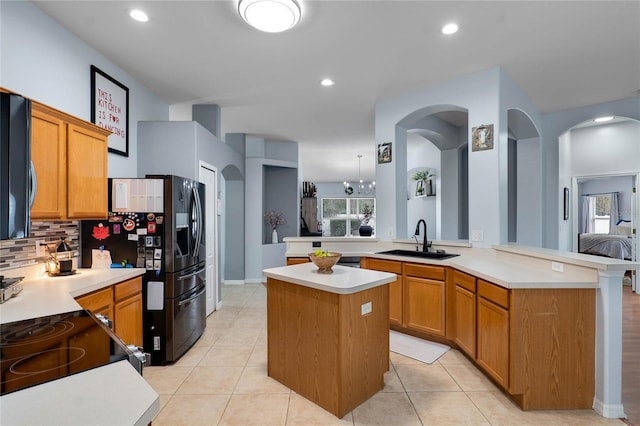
xmin=32 ymin=1 xmax=640 ymax=182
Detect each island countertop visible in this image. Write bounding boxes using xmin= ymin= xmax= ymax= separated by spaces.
xmin=263 ymin=262 xmax=396 ymax=294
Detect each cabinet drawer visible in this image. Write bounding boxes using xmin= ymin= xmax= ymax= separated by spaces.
xmin=287 ymin=257 xmax=310 ymax=265
xmin=76 ymin=287 xmax=113 ymax=312
xmin=115 ymin=277 xmax=142 ymax=301
xmin=478 ymin=279 xmax=509 ymax=309
xmin=366 ymin=258 xmax=402 ymax=273
xmin=453 ymin=270 xmax=476 ymax=292
xmin=403 ymin=263 xmax=445 ymax=280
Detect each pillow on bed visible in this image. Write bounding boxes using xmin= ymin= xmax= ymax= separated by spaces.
xmin=611 ymin=224 xmax=631 ymax=236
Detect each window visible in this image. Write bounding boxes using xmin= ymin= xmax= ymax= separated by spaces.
xmin=588 ymin=195 xmax=611 ymax=233
xmin=321 ymin=198 xmax=375 ymax=236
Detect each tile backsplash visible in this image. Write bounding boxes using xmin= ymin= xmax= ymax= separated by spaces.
xmin=0 ymin=221 xmax=79 ymax=270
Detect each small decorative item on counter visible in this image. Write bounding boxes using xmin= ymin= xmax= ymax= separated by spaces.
xmin=46 ymin=237 xmax=76 ymax=276
xmin=308 ymin=250 xmax=342 ymax=274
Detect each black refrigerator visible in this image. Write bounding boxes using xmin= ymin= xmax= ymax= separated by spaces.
xmin=81 ymin=175 xmax=206 ymax=365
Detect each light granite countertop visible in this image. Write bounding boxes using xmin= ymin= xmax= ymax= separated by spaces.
xmin=263 ymin=262 xmax=396 ymax=294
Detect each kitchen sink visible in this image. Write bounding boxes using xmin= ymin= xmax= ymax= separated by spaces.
xmin=376 ymin=249 xmax=460 ymax=260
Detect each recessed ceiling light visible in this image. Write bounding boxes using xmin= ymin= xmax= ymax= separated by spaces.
xmin=320 ymin=78 xmax=335 ymax=87
xmin=238 ymin=0 xmax=301 ymax=33
xmin=593 ymin=116 xmax=614 ymax=123
xmin=130 ymin=9 xmax=148 ymax=22
xmin=441 ymin=23 xmax=458 ymax=35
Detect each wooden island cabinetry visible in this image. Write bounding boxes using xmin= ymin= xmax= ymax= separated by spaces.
xmin=75 ymin=276 xmax=143 ymax=346
xmin=31 ymin=101 xmax=109 ymax=220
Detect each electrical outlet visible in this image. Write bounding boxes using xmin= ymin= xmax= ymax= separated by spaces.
xmin=361 ymin=301 xmax=372 ymax=316
xmin=35 ymin=240 xmax=46 ymax=257
xmin=312 ymin=241 xmax=321 ymax=248
xmin=551 ymin=261 xmax=564 ymax=272
xmin=471 ymin=230 xmax=484 ymax=242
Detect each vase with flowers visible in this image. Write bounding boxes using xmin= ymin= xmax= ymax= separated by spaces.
xmin=264 ymin=211 xmax=287 ymax=243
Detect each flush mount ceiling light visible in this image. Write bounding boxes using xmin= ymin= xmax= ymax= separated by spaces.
xmin=129 ymin=9 xmax=148 ymax=22
xmin=238 ymin=0 xmax=301 ymax=33
xmin=594 ymin=116 xmax=614 ymax=123
xmin=320 ymin=78 xmax=335 ymax=87
xmin=441 ymin=23 xmax=459 ymax=35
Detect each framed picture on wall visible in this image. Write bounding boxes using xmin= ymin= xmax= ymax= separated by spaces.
xmin=471 ymin=124 xmax=494 ymax=152
xmin=91 ymin=65 xmax=129 ymax=157
xmin=378 ymin=142 xmax=392 ymax=164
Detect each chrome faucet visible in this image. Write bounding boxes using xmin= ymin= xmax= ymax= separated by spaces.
xmin=414 ymin=219 xmax=431 ymax=252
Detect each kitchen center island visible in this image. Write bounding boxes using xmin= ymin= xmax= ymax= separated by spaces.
xmin=263 ymin=262 xmax=396 ymax=418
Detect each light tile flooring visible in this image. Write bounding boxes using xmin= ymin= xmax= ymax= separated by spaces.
xmin=144 ymin=284 xmax=624 ymax=425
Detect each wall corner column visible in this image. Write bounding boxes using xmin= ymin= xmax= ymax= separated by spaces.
xmin=592 ymin=269 xmax=626 ymax=418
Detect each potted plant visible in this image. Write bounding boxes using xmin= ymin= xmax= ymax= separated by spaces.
xmin=412 ymin=170 xmax=435 ymax=196
xmin=358 ymin=203 xmax=374 ymax=236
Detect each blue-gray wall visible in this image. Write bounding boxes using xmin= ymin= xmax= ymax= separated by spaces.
xmin=0 ymin=1 xmax=169 ymax=177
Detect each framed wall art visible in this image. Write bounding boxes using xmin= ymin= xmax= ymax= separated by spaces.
xmin=471 ymin=124 xmax=494 ymax=152
xmin=91 ymin=65 xmax=129 ymax=157
xmin=377 ymin=142 xmax=392 ymax=164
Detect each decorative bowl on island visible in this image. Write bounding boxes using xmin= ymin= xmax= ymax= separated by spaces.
xmin=308 ymin=251 xmax=342 ymax=274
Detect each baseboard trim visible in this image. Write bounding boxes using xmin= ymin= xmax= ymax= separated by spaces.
xmin=222 ymin=280 xmax=245 ymax=285
xmin=593 ymin=398 xmax=626 ymax=419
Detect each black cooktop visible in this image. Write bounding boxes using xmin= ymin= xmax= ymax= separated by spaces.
xmin=0 ymin=310 xmax=128 ymax=396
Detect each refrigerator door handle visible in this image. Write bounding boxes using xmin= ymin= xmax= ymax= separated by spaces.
xmin=178 ymin=286 xmax=206 ymax=307
xmin=191 ymin=185 xmax=204 ymax=259
xmin=177 ymin=267 xmax=206 ymax=281
xmin=29 ymin=160 xmax=37 ymax=208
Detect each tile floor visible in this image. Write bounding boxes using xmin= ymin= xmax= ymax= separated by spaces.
xmin=144 ymin=283 xmax=624 ymax=425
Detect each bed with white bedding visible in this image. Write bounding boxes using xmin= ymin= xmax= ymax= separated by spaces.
xmin=578 ymin=222 xmax=633 ymax=260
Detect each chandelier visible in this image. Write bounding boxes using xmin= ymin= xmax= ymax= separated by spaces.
xmin=344 ymin=154 xmax=375 ymax=196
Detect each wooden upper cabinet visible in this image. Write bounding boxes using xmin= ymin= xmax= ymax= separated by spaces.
xmin=67 ymin=124 xmax=108 ymax=218
xmin=30 ymin=101 xmax=109 ymax=220
xmin=31 ymin=105 xmax=66 ymax=220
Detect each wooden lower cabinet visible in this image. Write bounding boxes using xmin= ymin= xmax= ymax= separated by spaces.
xmin=75 ymin=286 xmax=114 ymax=321
xmin=453 ymin=270 xmax=476 ymax=357
xmin=359 ymin=257 xmax=596 ymax=411
xmin=75 ymin=277 xmax=143 ymax=346
xmin=476 ymin=293 xmax=509 ymax=387
xmin=286 ymin=257 xmax=310 ymax=265
xmin=114 ymin=278 xmax=143 ymax=347
xmin=403 ymin=263 xmax=446 ymax=336
xmin=361 ymin=258 xmax=403 ymax=325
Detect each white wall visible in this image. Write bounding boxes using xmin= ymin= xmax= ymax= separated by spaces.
xmin=407 ymin=133 xmax=440 ymax=240
xmin=542 ymin=97 xmax=640 ymax=249
xmin=0 ymin=1 xmax=169 ymax=178
xmin=558 ymin=119 xmax=640 ymax=251
xmin=516 ymin=137 xmax=542 ymax=246
xmin=375 ymin=67 xmax=540 ymax=246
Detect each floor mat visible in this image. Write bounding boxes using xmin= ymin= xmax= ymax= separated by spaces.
xmin=389 ymin=330 xmax=450 ymax=364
